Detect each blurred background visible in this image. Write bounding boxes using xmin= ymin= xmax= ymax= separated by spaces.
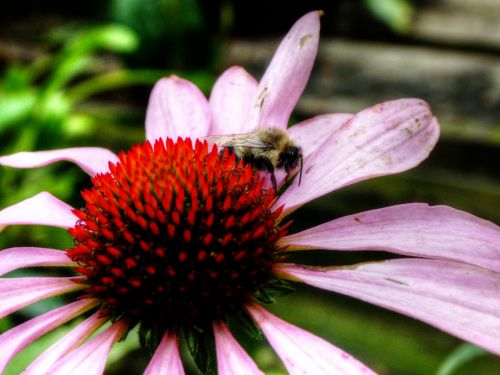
xmin=0 ymin=0 xmax=499 ymax=374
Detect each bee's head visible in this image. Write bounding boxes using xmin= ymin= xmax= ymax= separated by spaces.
xmin=277 ymin=146 xmax=297 ymax=169
xmin=278 ymin=146 xmax=303 ymax=186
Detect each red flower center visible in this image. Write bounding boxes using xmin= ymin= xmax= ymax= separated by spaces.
xmin=67 ymin=138 xmax=287 ymax=332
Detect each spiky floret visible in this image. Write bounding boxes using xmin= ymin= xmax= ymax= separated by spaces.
xmin=67 ymin=138 xmax=287 ymax=335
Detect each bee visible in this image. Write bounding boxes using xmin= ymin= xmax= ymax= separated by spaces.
xmin=204 ymin=127 xmax=303 ymax=191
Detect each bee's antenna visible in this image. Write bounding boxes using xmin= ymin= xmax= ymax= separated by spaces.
xmin=298 ymin=154 xmax=303 ymax=186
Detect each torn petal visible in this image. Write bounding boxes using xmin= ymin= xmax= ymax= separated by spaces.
xmin=279 ymin=260 xmax=500 ymax=356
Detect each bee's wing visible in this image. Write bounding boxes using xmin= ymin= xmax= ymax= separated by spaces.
xmin=203 ymin=134 xmax=270 ymax=149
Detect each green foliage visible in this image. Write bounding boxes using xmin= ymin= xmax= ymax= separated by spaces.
xmin=111 ymin=0 xmax=203 ymax=39
xmin=109 ymin=0 xmax=216 ymax=68
xmin=437 ymin=344 xmax=490 ymax=375
xmin=0 ymin=24 xmax=161 ymax=229
xmin=364 ymin=0 xmax=414 ymax=33
xmin=0 ymin=24 xmax=140 ymax=153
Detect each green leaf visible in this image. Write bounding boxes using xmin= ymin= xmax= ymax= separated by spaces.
xmin=66 ymin=69 xmax=166 ymax=104
xmin=437 ymin=344 xmax=489 ymax=375
xmin=0 ymin=90 xmax=37 ymax=132
xmin=2 ymin=65 xmax=33 ymax=89
xmin=89 ymin=25 xmax=139 ymax=53
xmin=36 ymin=91 xmax=71 ymax=124
xmin=364 ymin=0 xmax=414 ymax=34
xmin=43 ymin=25 xmax=139 ymax=95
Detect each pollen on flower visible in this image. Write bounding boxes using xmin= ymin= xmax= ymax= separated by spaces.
xmin=67 ymin=138 xmax=288 ymax=334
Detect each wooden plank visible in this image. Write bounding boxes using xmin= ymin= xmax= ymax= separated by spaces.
xmin=413 ymin=0 xmax=500 ymax=49
xmin=226 ymin=38 xmax=500 ymax=144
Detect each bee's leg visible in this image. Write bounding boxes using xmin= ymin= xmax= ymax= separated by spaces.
xmin=248 ymin=156 xmax=277 ymax=192
xmin=259 ymin=158 xmax=277 ymax=192
xmin=270 ymin=172 xmax=277 ymax=192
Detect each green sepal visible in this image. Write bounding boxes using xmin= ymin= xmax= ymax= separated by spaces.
xmin=253 ymin=278 xmax=295 ymax=304
xmin=230 ymin=311 xmax=263 ymax=341
xmin=182 ymin=325 xmax=217 ymax=375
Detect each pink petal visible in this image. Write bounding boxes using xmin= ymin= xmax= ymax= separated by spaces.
xmin=24 ymin=312 xmax=107 ymax=375
xmin=209 ymin=66 xmax=258 ymax=135
xmin=0 ymin=299 xmax=97 ymax=374
xmin=281 ymin=203 xmax=500 ymax=273
xmin=0 ymin=192 xmax=77 ymax=229
xmin=145 ymin=76 xmax=211 ymax=142
xmin=275 ymin=112 xmax=350 ymax=187
xmin=0 ymin=247 xmax=74 ymax=277
xmin=0 ymin=277 xmax=86 ymax=319
xmin=246 ymin=11 xmax=321 ymax=130
xmin=144 ymin=331 xmax=185 ymax=375
xmin=0 ymin=148 xmax=118 ymax=176
xmin=279 ymin=260 xmax=500 ymax=356
xmin=51 ymin=321 xmax=127 ymax=375
xmin=213 ymin=321 xmax=264 ymax=375
xmin=288 ymin=113 xmax=353 ymax=158
xmin=247 ymin=304 xmax=376 ymax=375
xmin=278 ymin=99 xmax=440 ymax=213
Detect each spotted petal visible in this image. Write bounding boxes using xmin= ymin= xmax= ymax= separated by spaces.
xmin=0 ymin=299 xmax=97 ymax=374
xmin=209 ymin=66 xmax=258 ymax=135
xmin=144 ymin=332 xmax=185 ymax=375
xmin=0 ymin=147 xmax=118 ymax=176
xmin=278 ymin=99 xmax=440 ymax=213
xmin=146 ymin=76 xmax=211 ymax=142
xmin=247 ymin=304 xmax=376 ymax=375
xmin=0 ymin=247 xmax=73 ymax=277
xmin=246 ymin=11 xmax=320 ymax=130
xmin=279 ymin=260 xmax=500 ymax=356
xmin=281 ymin=203 xmax=500 ymax=273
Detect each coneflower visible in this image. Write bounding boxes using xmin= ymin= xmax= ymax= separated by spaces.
xmin=0 ymin=11 xmax=499 ymax=375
